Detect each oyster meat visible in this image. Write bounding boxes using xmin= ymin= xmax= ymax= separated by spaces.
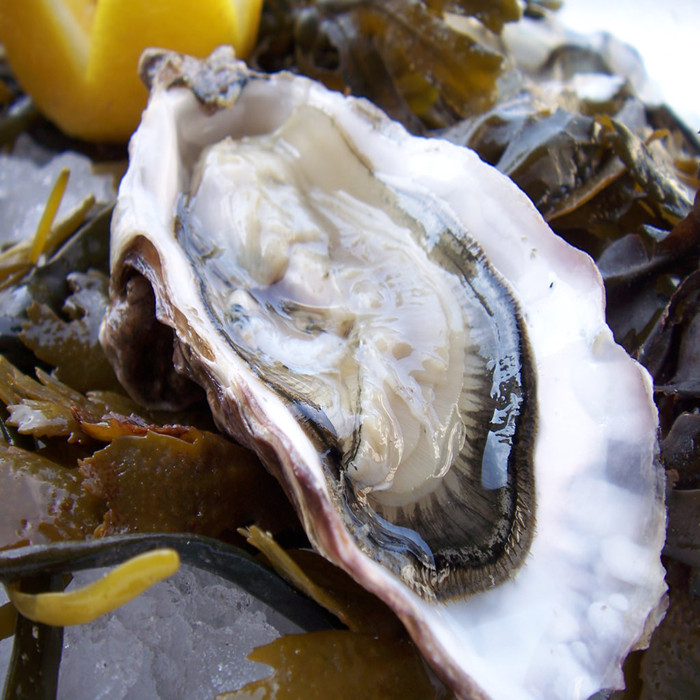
xmin=101 ymin=48 xmax=667 ymax=700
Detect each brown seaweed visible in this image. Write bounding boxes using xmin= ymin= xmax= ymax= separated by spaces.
xmin=251 ymin=0 xmax=521 ymax=130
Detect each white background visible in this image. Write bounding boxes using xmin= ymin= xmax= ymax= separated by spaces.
xmin=558 ymin=0 xmax=700 ymax=130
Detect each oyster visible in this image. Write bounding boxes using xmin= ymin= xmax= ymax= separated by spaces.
xmin=101 ymin=48 xmax=667 ymax=699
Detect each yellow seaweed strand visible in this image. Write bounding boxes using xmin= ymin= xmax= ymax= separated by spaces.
xmin=29 ymin=166 xmax=70 ymax=265
xmin=45 ymin=192 xmax=94 ymax=253
xmin=239 ymin=525 xmax=358 ymax=631
xmin=5 ymin=548 xmax=180 ymax=627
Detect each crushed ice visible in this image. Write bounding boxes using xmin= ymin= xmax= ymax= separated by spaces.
xmin=0 ymin=134 xmax=116 ymax=249
xmin=1 ymin=565 xmax=304 ymax=699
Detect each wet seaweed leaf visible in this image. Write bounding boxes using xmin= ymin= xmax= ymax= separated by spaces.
xmin=448 ymin=95 xmax=697 ymax=256
xmin=0 ymin=95 xmax=39 ymax=147
xmin=0 ymin=355 xmax=199 ymax=445
xmin=636 ymin=270 xmax=700 ymax=398
xmin=661 ymin=413 xmax=700 ymax=490
xmin=664 ymin=488 xmax=700 ymax=569
xmin=0 ymin=355 xmax=95 ymax=442
xmin=599 ymin=116 xmax=693 ymax=227
xmin=634 ymin=561 xmax=700 ymax=700
xmin=0 ymin=601 xmax=17 ymax=640
xmin=442 ymin=35 xmax=699 ymax=268
xmin=0 ymin=351 xmax=300 ymax=546
xmin=229 ymin=533 xmax=447 ymax=700
xmin=0 ymin=362 xmax=84 ymax=443
xmin=0 ymin=204 xmax=112 ymax=375
xmin=600 ymin=193 xmax=700 ymax=369
xmin=287 ymin=549 xmax=405 ymax=638
xmin=0 ymin=444 xmax=102 ymax=551
xmin=493 ymin=107 xmax=603 ymax=217
xmin=426 ymin=0 xmax=521 ymax=33
xmin=19 ymin=270 xmax=121 ymax=393
xmin=221 ymin=630 xmax=448 ymax=700
xmin=80 ymin=430 xmax=299 ymax=539
xmin=252 ymin=0 xmax=519 ymax=131
xmin=25 ymin=205 xmax=112 ymax=312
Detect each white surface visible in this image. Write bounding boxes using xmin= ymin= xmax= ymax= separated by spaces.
xmin=558 ymin=0 xmax=700 ymax=129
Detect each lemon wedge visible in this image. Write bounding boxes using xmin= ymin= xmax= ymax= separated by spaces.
xmin=0 ymin=0 xmax=263 ymax=142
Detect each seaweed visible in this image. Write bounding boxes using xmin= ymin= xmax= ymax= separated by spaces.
xmin=251 ymin=0 xmax=521 ymax=131
xmin=0 ymin=204 xmax=112 ymax=375
xmin=19 ymin=271 xmax=120 ymax=394
xmin=0 ymin=3 xmax=698 ymax=699
xmin=220 ymin=630 xmax=447 ymax=699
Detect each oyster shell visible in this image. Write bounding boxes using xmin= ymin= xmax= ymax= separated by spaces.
xmin=101 ymin=48 xmax=667 ymax=699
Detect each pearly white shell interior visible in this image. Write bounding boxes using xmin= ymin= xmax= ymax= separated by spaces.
xmin=108 ymin=56 xmax=667 ymax=700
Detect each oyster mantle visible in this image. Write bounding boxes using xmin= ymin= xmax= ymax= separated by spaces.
xmin=101 ymin=48 xmax=667 ymax=700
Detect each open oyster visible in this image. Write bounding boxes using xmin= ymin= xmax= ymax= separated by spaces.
xmin=101 ymin=48 xmax=667 ymax=699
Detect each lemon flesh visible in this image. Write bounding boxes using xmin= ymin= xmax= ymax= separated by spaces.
xmin=0 ymin=0 xmax=263 ymax=142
